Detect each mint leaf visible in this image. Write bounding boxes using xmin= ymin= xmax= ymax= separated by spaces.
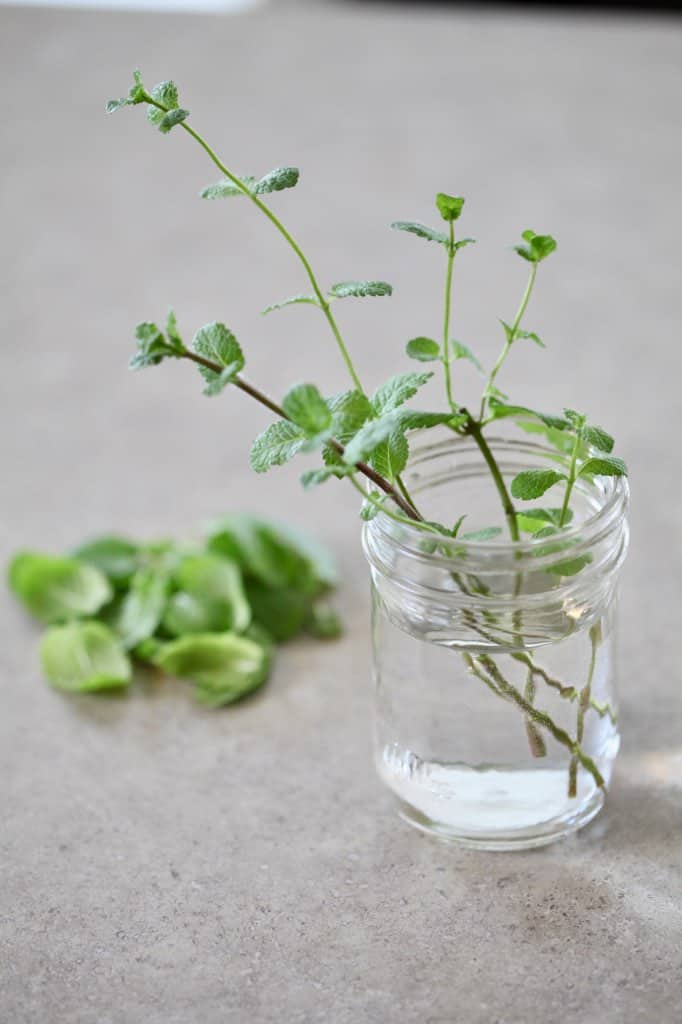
xmin=106 ymin=69 xmax=147 ymax=113
xmin=514 ymin=230 xmax=557 ymax=263
xmin=451 ymin=340 xmax=483 ymax=373
xmin=8 ymin=552 xmax=113 ymax=624
xmin=254 ymin=166 xmax=300 ymax=193
xmin=372 ymin=371 xmax=433 ymax=414
xmin=71 ymin=536 xmax=139 ymax=588
xmin=200 ymin=177 xmax=255 ymax=199
xmin=115 ymin=567 xmax=170 ymax=649
xmin=327 ymin=390 xmax=374 ymax=442
xmin=370 ymin=430 xmax=409 ymax=481
xmin=157 ymin=108 xmax=189 ymax=133
xmin=435 ymin=193 xmax=464 ymax=222
xmin=305 ymin=601 xmax=343 ymax=640
xmin=391 ymin=221 xmax=448 ymax=246
xmin=171 ymin=554 xmax=250 ymax=634
xmin=516 ymin=508 xmax=574 ymax=533
xmin=207 ymin=515 xmax=317 ymax=589
xmin=146 ymin=80 xmax=179 ymax=127
xmin=459 ymin=527 xmax=503 ymax=542
xmin=154 ymin=633 xmax=270 ymax=707
xmin=343 ymin=409 xmax=454 ymax=466
xmin=329 ymin=281 xmax=393 ymax=299
xmin=511 ymin=469 xmax=566 ymax=500
xmin=406 ymin=337 xmax=441 ymax=362
xmin=40 ymin=621 xmax=131 ymax=693
xmin=579 ymin=455 xmax=627 ymax=478
xmin=165 ymin=308 xmax=184 ymax=351
xmin=581 ymin=425 xmax=614 ymax=454
xmin=488 ymin=399 xmax=569 ymax=432
xmin=301 ymin=465 xmax=353 ymax=489
xmin=192 ymin=322 xmax=245 ymax=395
xmin=282 ymin=383 xmax=332 ymax=437
xmin=262 ymin=295 xmax=318 ymax=315
xmin=130 ymin=321 xmax=181 ymax=370
xmin=250 ymin=421 xmax=306 ymax=473
xmin=545 ymin=554 xmax=593 ymax=577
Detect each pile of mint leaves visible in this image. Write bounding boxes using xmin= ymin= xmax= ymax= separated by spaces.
xmin=7 ymin=516 xmax=341 ymax=707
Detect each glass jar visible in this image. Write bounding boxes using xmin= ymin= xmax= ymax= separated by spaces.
xmin=362 ymin=434 xmax=629 ymax=850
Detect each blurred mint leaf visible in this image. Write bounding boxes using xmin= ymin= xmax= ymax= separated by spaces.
xmin=516 ymin=508 xmax=574 ymax=534
xmin=459 ymin=527 xmax=503 ymax=542
xmin=168 ymin=554 xmax=251 ymax=635
xmin=157 ymin=108 xmax=189 ymax=133
xmin=200 ymin=177 xmax=256 ymax=199
xmin=154 ymin=632 xmax=270 ymax=707
xmin=435 ymin=193 xmax=464 ymax=222
xmin=192 ymin=322 xmax=245 ymax=395
xmin=115 ymin=567 xmax=170 ymax=650
xmin=406 ymin=337 xmax=441 ymax=362
xmin=372 ymin=371 xmax=433 ymax=414
xmin=8 ymin=552 xmax=112 ymax=624
xmin=581 ymin=425 xmax=615 ymax=454
xmin=391 ymin=221 xmax=448 ymax=246
xmin=40 ymin=621 xmax=131 ymax=693
xmin=282 ymin=383 xmax=332 ymax=438
xmin=329 ymin=281 xmax=393 ymax=299
xmin=511 ymin=469 xmax=567 ymax=500
xmin=106 ymin=70 xmax=147 ymax=113
xmin=250 ymin=421 xmax=306 ymax=473
xmin=451 ymin=340 xmax=483 ymax=373
xmin=305 ymin=601 xmax=343 ymax=640
xmin=262 ymin=295 xmax=318 ymax=315
xmin=579 ymin=455 xmax=627 ymax=478
xmin=130 ymin=321 xmax=182 ymax=370
xmin=207 ymin=515 xmax=334 ymax=591
xmin=327 ymin=390 xmax=373 ymax=442
xmin=301 ymin=465 xmax=353 ymax=489
xmin=514 ymin=230 xmax=557 ymax=263
xmin=488 ymin=398 xmax=570 ymax=432
xmin=254 ymin=166 xmax=300 ymax=194
xmin=146 ymin=80 xmax=179 ymax=127
xmin=71 ymin=537 xmax=139 ymax=588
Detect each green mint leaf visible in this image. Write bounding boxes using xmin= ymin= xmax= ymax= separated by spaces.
xmin=564 ymin=408 xmax=585 ymax=427
xmin=435 ymin=193 xmax=465 ymax=222
xmin=8 ymin=552 xmax=113 ymax=624
xmin=40 ymin=621 xmax=132 ymax=693
xmin=511 ymin=469 xmax=567 ymax=500
xmin=192 ymin=322 xmax=245 ymax=396
xmin=115 ymin=567 xmax=170 ymax=650
xmin=200 ymin=177 xmax=256 ymax=199
xmin=514 ymin=230 xmax=557 ymax=263
xmin=282 ymin=383 xmax=332 ymax=437
xmin=157 ymin=108 xmax=189 ymax=134
xmin=305 ymin=601 xmax=343 ymax=639
xmin=130 ymin=321 xmax=181 ymax=370
xmin=545 ymin=554 xmax=593 ymax=577
xmin=516 ymin=508 xmax=574 ymax=534
xmin=406 ymin=337 xmax=441 ymax=362
xmin=453 ymin=238 xmax=476 ymax=252
xmin=245 ymin=583 xmax=314 ymax=643
xmin=581 ymin=424 xmax=614 ymax=454
xmin=71 ymin=536 xmax=139 ymax=588
xmin=106 ymin=70 xmax=147 ymax=113
xmin=579 ymin=455 xmax=627 ymax=478
xmin=326 ymin=390 xmax=374 ymax=442
xmin=372 ymin=371 xmax=433 ymax=414
xmin=398 ymin=410 xmax=464 ymax=430
xmin=146 ymin=80 xmax=179 ymax=127
xmin=301 ymin=465 xmax=353 ymax=489
xmin=391 ymin=221 xmax=448 ymax=246
xmin=343 ymin=409 xmax=455 ymax=466
xmin=451 ymin=340 xmax=483 ymax=372
xmin=329 ymin=281 xmax=393 ymax=299
xmin=370 ymin=430 xmax=409 ymax=481
xmin=488 ymin=398 xmax=570 ymax=432
xmin=254 ymin=166 xmax=300 ymax=194
xmin=360 ymin=494 xmax=381 ymax=521
xmin=261 ymin=295 xmax=318 ymax=315
xmin=459 ymin=527 xmax=503 ymax=542
xmin=177 ymin=554 xmax=250 ymax=633
xmin=250 ymin=421 xmax=306 ymax=473
xmin=154 ymin=633 xmax=270 ymax=707
xmin=165 ymin=309 xmax=184 ymax=352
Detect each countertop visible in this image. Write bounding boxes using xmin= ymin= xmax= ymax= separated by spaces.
xmin=2 ymin=1 xmax=681 ymax=1020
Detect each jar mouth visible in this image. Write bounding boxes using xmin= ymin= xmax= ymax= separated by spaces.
xmin=368 ymin=434 xmax=629 ymax=573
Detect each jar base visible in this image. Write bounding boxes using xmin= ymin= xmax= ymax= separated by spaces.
xmin=394 ymin=788 xmax=605 ymax=851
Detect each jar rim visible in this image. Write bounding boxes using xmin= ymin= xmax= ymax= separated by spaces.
xmin=367 ymin=434 xmax=629 ymax=571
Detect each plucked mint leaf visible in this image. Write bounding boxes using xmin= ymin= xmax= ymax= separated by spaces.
xmin=192 ymin=322 xmax=245 ymax=395
xmin=106 ymin=70 xmax=147 ymax=113
xmin=581 ymin=425 xmax=614 ymax=454
xmin=250 ymin=421 xmax=306 ymax=473
xmin=488 ymin=399 xmax=570 ymax=432
xmin=579 ymin=455 xmax=627 ymax=478
xmin=200 ymin=177 xmax=256 ymax=199
xmin=244 ymin=583 xmax=313 ymax=642
xmin=8 ymin=552 xmax=113 ymax=624
xmin=40 ymin=621 xmax=132 ymax=693
xmin=301 ymin=465 xmax=353 ymax=489
xmin=305 ymin=601 xmax=343 ymax=640
xmin=146 ymin=80 xmax=179 ymax=127
xmin=406 ymin=337 xmax=441 ymax=362
xmin=115 ymin=567 xmax=170 ymax=650
xmin=162 ymin=593 xmax=221 ymax=637
xmin=370 ymin=430 xmax=409 ymax=481
xmin=171 ymin=554 xmax=250 ymax=634
xmin=391 ymin=221 xmax=448 ymax=246
xmin=329 ymin=281 xmax=393 ymax=299
xmin=511 ymin=469 xmax=567 ymax=500
xmin=262 ymin=295 xmax=318 ymax=315
xmin=436 ymin=193 xmax=465 ymax=222
xmin=451 ymin=340 xmax=483 ymax=372
xmin=372 ymin=371 xmax=433 ymax=414
xmin=326 ymin=389 xmax=374 ymax=443
xmin=130 ymin=321 xmax=181 ymax=370
xmin=154 ymin=632 xmax=270 ymax=707
xmin=282 ymin=383 xmax=332 ymax=438
xmin=71 ymin=537 xmax=139 ymax=588
xmin=254 ymin=167 xmax=300 ymax=193
xmin=514 ymin=230 xmax=557 ymax=263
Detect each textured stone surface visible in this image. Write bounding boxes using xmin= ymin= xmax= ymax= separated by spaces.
xmin=1 ymin=2 xmax=681 ymax=1021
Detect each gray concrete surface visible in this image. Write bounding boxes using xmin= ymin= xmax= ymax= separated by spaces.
xmin=2 ymin=2 xmax=682 ymax=1021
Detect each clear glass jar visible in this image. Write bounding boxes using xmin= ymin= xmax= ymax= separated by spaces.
xmin=362 ymin=434 xmax=629 ymax=850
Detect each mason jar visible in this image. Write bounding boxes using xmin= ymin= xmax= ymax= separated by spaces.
xmin=362 ymin=434 xmax=629 ymax=850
